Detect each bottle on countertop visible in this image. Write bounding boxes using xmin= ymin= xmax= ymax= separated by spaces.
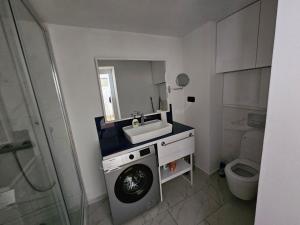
xmin=131 ymin=112 xmax=140 ymax=128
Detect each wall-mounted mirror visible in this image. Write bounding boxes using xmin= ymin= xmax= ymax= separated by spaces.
xmin=95 ymin=59 xmax=168 ymax=122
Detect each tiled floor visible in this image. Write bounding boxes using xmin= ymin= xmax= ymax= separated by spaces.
xmin=87 ymin=168 xmax=256 ymax=225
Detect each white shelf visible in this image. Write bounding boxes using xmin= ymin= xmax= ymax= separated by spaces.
xmin=160 ymin=158 xmax=192 ymax=184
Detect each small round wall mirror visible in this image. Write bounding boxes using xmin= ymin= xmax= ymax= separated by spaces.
xmin=176 ymin=73 xmax=190 ymax=88
xmin=168 ymin=73 xmax=190 ymax=93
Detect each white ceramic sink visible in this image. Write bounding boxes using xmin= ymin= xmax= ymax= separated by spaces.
xmin=123 ymin=119 xmax=173 ymax=144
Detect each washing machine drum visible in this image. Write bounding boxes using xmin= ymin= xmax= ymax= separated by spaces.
xmin=114 ymin=164 xmax=153 ymax=203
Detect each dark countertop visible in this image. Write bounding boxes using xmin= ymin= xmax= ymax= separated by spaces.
xmin=99 ymin=122 xmax=194 ymax=158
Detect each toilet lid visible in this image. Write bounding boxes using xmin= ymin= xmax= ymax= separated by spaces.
xmin=240 ymin=130 xmax=264 ymax=164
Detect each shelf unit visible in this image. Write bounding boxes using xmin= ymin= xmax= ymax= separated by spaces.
xmin=160 ymin=158 xmax=192 ymax=184
xmin=156 ymin=129 xmax=195 ymax=202
xmin=158 ymin=154 xmax=193 ymax=202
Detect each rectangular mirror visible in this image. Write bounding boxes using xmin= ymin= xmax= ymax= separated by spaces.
xmin=95 ymin=59 xmax=168 ymax=122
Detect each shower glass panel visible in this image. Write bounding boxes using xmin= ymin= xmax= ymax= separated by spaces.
xmin=0 ymin=0 xmax=85 ymax=225
xmin=0 ymin=1 xmax=69 ymax=225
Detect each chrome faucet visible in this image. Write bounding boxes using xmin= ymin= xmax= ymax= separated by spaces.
xmin=131 ymin=111 xmax=145 ymax=126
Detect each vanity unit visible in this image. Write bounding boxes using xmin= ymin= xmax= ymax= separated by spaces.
xmin=95 ymin=115 xmax=195 ymax=224
xmin=94 ymin=58 xmax=194 ymax=224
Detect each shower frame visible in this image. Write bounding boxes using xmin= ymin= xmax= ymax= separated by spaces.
xmin=3 ymin=0 xmax=88 ymax=224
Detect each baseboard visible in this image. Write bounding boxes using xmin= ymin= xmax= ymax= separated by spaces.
xmin=208 ymin=167 xmax=219 ymax=175
xmin=87 ymin=193 xmax=107 ymax=205
xmin=194 ymin=164 xmax=210 ymax=175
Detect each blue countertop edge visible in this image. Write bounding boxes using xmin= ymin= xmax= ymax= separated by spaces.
xmin=97 ymin=121 xmax=194 ymax=158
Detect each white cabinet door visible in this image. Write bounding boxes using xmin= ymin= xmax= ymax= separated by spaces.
xmin=258 ymin=68 xmax=271 ymax=108
xmin=223 ymin=69 xmax=262 ymax=107
xmin=157 ymin=130 xmax=195 ymax=166
xmin=151 ymin=61 xmax=166 ymax=84
xmin=216 ymin=2 xmax=260 ymax=73
xmin=223 ymin=68 xmax=271 ymax=109
xmin=256 ymin=0 xmax=278 ymax=67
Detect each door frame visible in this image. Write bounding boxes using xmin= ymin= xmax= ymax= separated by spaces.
xmin=95 ymin=64 xmax=121 ymax=121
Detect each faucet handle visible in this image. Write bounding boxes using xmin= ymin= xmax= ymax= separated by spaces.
xmin=131 ymin=111 xmax=140 ymax=118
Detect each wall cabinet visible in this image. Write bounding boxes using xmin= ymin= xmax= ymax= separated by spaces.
xmin=256 ymin=0 xmax=278 ymax=67
xmin=223 ymin=68 xmax=271 ymax=109
xmin=216 ymin=2 xmax=260 ymax=73
xmin=216 ymin=0 xmax=277 ymax=73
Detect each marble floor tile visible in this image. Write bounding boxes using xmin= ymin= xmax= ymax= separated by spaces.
xmin=191 ymin=168 xmax=211 ymax=192
xmin=141 ymin=201 xmax=169 ymax=221
xmin=169 ymin=190 xmax=220 ymax=225
xmin=143 ymin=211 xmax=177 ymax=225
xmin=88 ymin=199 xmax=113 ymax=225
xmin=162 ymin=175 xmax=193 ymax=207
xmin=88 ymin=199 xmax=170 ymax=225
xmin=198 ymin=221 xmax=210 ymax=225
xmin=87 ymin=168 xmax=256 ymax=225
xmin=184 ymin=168 xmax=234 ymax=206
xmin=124 ymin=210 xmax=176 ymax=225
xmin=205 ymin=198 xmax=256 ymax=225
xmin=201 ymin=173 xmax=236 ymax=206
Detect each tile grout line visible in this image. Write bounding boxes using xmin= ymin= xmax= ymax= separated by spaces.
xmin=166 ymin=208 xmax=179 ymax=225
xmin=200 ymin=202 xmax=224 ymax=225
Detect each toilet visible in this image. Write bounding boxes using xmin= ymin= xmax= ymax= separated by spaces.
xmin=225 ymin=130 xmax=264 ymax=200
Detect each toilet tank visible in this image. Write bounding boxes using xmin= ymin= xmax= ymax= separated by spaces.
xmin=239 ymin=130 xmax=265 ymax=164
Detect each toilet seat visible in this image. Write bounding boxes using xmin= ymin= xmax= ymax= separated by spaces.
xmin=225 ymin=158 xmax=260 ymax=183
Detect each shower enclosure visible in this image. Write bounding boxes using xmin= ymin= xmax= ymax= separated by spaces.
xmin=0 ymin=0 xmax=86 ymax=225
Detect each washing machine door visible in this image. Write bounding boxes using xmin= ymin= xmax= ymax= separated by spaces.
xmin=114 ymin=164 xmax=153 ymax=203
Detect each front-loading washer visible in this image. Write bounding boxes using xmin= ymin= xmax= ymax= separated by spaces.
xmin=103 ymin=145 xmax=159 ymax=225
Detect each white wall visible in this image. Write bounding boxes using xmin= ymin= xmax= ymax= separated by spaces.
xmin=46 ymin=24 xmax=185 ymax=202
xmin=222 ymin=107 xmax=266 ymax=162
xmin=182 ymin=22 xmax=223 ymax=174
xmin=255 ymin=0 xmax=300 ymax=224
xmin=221 ymin=68 xmax=270 ymax=163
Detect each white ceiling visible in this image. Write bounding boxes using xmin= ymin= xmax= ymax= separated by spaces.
xmin=28 ymin=0 xmax=255 ymax=37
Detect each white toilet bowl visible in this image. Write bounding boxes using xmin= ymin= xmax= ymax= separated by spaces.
xmin=225 ymin=158 xmax=259 ymax=200
xmin=225 ymin=130 xmax=264 ymax=200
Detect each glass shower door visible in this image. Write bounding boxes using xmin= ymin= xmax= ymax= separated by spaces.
xmin=0 ymin=1 xmax=70 ymax=225
xmin=0 ymin=0 xmax=85 ymax=225
xmin=9 ymin=0 xmax=85 ymax=225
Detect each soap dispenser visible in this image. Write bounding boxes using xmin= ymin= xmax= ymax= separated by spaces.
xmin=132 ymin=115 xmax=140 ymax=128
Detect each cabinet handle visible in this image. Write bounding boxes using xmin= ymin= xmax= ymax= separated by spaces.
xmin=161 ymin=133 xmax=193 ymax=146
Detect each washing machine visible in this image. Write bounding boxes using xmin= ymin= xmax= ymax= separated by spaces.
xmin=102 ymin=145 xmax=160 ymax=225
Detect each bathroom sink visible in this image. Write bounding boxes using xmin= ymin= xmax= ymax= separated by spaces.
xmin=122 ymin=119 xmax=173 ymax=144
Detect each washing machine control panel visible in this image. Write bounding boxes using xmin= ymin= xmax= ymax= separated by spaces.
xmin=103 ymin=145 xmax=155 ymax=172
